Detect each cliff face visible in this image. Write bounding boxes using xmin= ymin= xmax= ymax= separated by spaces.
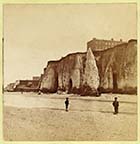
xmin=40 ymin=52 xmax=86 ymax=93
xmin=40 ymin=50 xmax=100 ymax=95
xmin=94 ymin=40 xmax=137 ymax=93
xmin=40 ymin=39 xmax=137 ymax=95
xmin=57 ymin=53 xmax=86 ymax=92
xmin=83 ymin=48 xmax=99 ymax=91
xmin=40 ymin=61 xmax=58 ymax=93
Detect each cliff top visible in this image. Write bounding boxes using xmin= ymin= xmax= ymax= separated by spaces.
xmin=48 ymin=52 xmax=86 ymax=64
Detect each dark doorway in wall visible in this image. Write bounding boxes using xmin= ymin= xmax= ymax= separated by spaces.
xmin=113 ymin=72 xmax=118 ymax=92
xmin=68 ymin=79 xmax=72 ymax=93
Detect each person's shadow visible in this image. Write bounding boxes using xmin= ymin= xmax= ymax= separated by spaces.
xmin=100 ymin=110 xmax=137 ymax=115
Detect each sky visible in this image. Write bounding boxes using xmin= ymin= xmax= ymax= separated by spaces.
xmin=4 ymin=3 xmax=137 ymax=86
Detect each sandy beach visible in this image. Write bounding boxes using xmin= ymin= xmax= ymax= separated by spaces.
xmin=3 ymin=92 xmax=137 ymax=141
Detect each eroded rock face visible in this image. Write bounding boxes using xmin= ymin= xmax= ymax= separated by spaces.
xmin=40 ymin=39 xmax=137 ymax=95
xmin=40 ymin=61 xmax=58 ymax=93
xmin=83 ymin=48 xmax=99 ymax=92
xmin=94 ymin=40 xmax=137 ymax=94
xmin=57 ymin=53 xmax=85 ymax=92
xmin=40 ymin=51 xmax=100 ymax=95
xmin=40 ymin=53 xmax=87 ymax=93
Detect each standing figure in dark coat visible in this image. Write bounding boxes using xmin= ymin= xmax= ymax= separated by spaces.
xmin=112 ymin=97 xmax=119 ymax=114
xmin=65 ymin=97 xmax=69 ymax=111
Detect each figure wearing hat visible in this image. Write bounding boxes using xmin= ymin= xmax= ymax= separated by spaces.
xmin=112 ymin=97 xmax=119 ymax=114
xmin=65 ymin=97 xmax=69 ymax=112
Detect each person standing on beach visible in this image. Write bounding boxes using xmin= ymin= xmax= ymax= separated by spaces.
xmin=112 ymin=97 xmax=119 ymax=114
xmin=65 ymin=97 xmax=69 ymax=111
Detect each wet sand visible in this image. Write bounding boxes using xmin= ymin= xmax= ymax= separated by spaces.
xmin=3 ymin=92 xmax=137 ymax=141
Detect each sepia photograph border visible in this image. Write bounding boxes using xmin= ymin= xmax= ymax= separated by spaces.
xmin=0 ymin=0 xmax=139 ymax=144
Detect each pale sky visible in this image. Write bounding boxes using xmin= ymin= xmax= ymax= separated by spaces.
xmin=4 ymin=3 xmax=137 ymax=86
